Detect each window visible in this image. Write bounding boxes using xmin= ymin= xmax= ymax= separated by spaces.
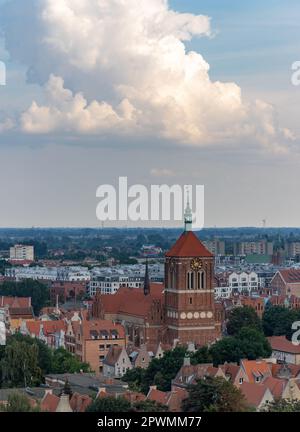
xmin=187 ymin=272 xmax=194 ymax=290
xmin=189 ymin=297 xmax=192 ymax=305
xmin=239 ymin=378 xmax=243 ymax=384
xmin=99 ymin=344 xmax=105 ymax=351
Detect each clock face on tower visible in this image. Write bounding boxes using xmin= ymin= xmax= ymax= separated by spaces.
xmin=190 ymin=258 xmax=203 ymax=271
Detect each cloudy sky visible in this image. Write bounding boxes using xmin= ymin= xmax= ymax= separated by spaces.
xmin=0 ymin=0 xmax=299 ymax=228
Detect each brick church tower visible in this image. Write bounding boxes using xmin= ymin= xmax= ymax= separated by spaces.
xmin=164 ymin=200 xmax=220 ymax=347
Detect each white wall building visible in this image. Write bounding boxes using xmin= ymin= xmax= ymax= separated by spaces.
xmin=5 ymin=266 xmax=90 ymax=282
xmin=10 ymin=244 xmax=34 ymax=261
xmin=88 ymin=264 xmax=164 ymax=297
xmin=215 ymin=271 xmax=259 ymax=299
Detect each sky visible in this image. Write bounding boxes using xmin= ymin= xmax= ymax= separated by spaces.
xmin=0 ymin=0 xmax=299 ymax=228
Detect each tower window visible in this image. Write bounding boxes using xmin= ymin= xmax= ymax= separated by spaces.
xmin=187 ymin=272 xmax=195 ymax=290
xmin=189 ymin=297 xmax=193 ymax=305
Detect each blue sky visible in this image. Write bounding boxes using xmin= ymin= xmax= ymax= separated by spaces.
xmin=0 ymin=1 xmax=299 ymax=228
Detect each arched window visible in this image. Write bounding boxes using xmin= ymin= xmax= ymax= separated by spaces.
xmin=197 ymin=271 xmax=206 ymax=289
xmin=187 ymin=271 xmax=195 ymax=290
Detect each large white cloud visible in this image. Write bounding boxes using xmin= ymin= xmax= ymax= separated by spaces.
xmin=0 ymin=0 xmax=294 ymax=151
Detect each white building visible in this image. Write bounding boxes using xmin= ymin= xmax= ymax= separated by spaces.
xmin=5 ymin=266 xmax=90 ymax=282
xmin=10 ymin=244 xmax=34 ymax=261
xmin=88 ymin=264 xmax=164 ymax=297
xmin=215 ymin=271 xmax=259 ymax=299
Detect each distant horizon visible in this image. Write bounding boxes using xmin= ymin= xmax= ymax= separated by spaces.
xmin=0 ymin=226 xmax=300 ymax=231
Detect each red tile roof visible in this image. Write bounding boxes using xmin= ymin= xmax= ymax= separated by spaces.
xmin=278 ymin=269 xmax=300 ymax=284
xmin=268 ymin=336 xmax=300 ymax=355
xmin=81 ymin=319 xmax=125 ymax=340
xmin=262 ymin=376 xmax=286 ymax=399
xmin=26 ymin=320 xmax=67 ymax=336
xmin=240 ymin=360 xmax=272 ymax=384
xmin=240 ymin=382 xmax=271 ymax=409
xmin=147 ymin=387 xmax=169 ymax=405
xmin=166 ymin=231 xmax=213 ymax=258
xmin=41 ymin=393 xmax=60 ymax=412
xmin=99 ymin=283 xmax=164 ymax=318
xmin=0 ymin=296 xmax=31 ymax=308
xmin=70 ymin=392 xmax=92 ymax=412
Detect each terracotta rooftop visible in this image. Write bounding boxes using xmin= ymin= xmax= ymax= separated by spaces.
xmin=278 ymin=269 xmax=300 ymax=284
xmin=166 ymin=231 xmax=213 ymax=258
xmin=262 ymin=376 xmax=286 ymax=399
xmin=240 ymin=382 xmax=271 ymax=409
xmin=268 ymin=336 xmax=300 ymax=354
xmin=80 ymin=319 xmax=125 ymax=340
xmin=147 ymin=387 xmax=169 ymax=405
xmin=0 ymin=296 xmax=31 ymax=309
xmin=103 ymin=345 xmax=124 ymax=366
xmin=240 ymin=359 xmax=272 ymax=384
xmin=70 ymin=392 xmax=92 ymax=412
xmin=41 ymin=393 xmax=60 ymax=412
xmin=26 ymin=320 xmax=67 ymax=336
xmin=98 ymin=283 xmax=164 ymax=318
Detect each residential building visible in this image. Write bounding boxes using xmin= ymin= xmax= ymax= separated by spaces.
xmin=9 ymin=244 xmax=34 ymax=262
xmin=268 ymin=336 xmax=300 ymax=365
xmin=103 ymin=345 xmax=132 ymax=378
xmin=203 ymin=239 xmax=225 ymax=256
xmin=270 ymin=269 xmax=300 ymax=297
xmin=240 ymin=382 xmax=274 ymax=411
xmin=74 ymin=319 xmax=126 ymax=373
xmin=88 ymin=263 xmax=164 ymax=297
xmin=235 ymin=241 xmax=274 ymax=256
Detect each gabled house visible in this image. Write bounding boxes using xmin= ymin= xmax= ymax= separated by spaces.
xmin=128 ymin=344 xmax=151 ymax=369
xmin=268 ymin=336 xmax=300 ymax=365
xmin=172 ymin=358 xmax=226 ymax=389
xmin=240 ymin=382 xmax=274 ymax=411
xmin=103 ymin=345 xmax=132 ymax=378
xmin=240 ymin=359 xmax=272 ymax=384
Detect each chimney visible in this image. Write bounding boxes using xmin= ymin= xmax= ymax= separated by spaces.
xmin=149 ymin=385 xmax=157 ymax=391
xmin=184 ymin=356 xmax=191 ymax=367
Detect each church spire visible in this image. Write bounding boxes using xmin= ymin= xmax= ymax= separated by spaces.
xmin=144 ymin=258 xmax=150 ymax=296
xmin=184 ymin=189 xmax=193 ymax=232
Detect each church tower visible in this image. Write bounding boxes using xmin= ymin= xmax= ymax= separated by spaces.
xmin=164 ymin=202 xmax=219 ymax=347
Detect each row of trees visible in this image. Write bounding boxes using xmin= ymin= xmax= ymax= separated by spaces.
xmin=0 ymin=334 xmax=90 ymax=388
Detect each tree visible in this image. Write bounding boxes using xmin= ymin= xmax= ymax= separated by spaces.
xmin=51 ymin=348 xmax=90 ymax=374
xmin=237 ymin=327 xmax=272 ymax=360
xmin=183 ymin=376 xmax=248 ymax=412
xmin=122 ymin=367 xmax=145 ymax=393
xmin=10 ymin=334 xmax=53 ymax=375
xmin=263 ymin=306 xmax=300 ymax=339
xmin=227 ymin=306 xmax=262 ymax=336
xmin=191 ymin=346 xmax=212 ymax=365
xmin=0 ymin=340 xmax=42 ymax=388
xmin=141 ymin=347 xmax=186 ymax=393
xmin=86 ymin=396 xmax=131 ymax=412
xmin=0 ymin=392 xmax=39 ymax=412
xmin=263 ymin=399 xmax=300 ymax=412
xmin=209 ymin=328 xmax=271 ymax=365
xmin=209 ymin=337 xmax=243 ymax=365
